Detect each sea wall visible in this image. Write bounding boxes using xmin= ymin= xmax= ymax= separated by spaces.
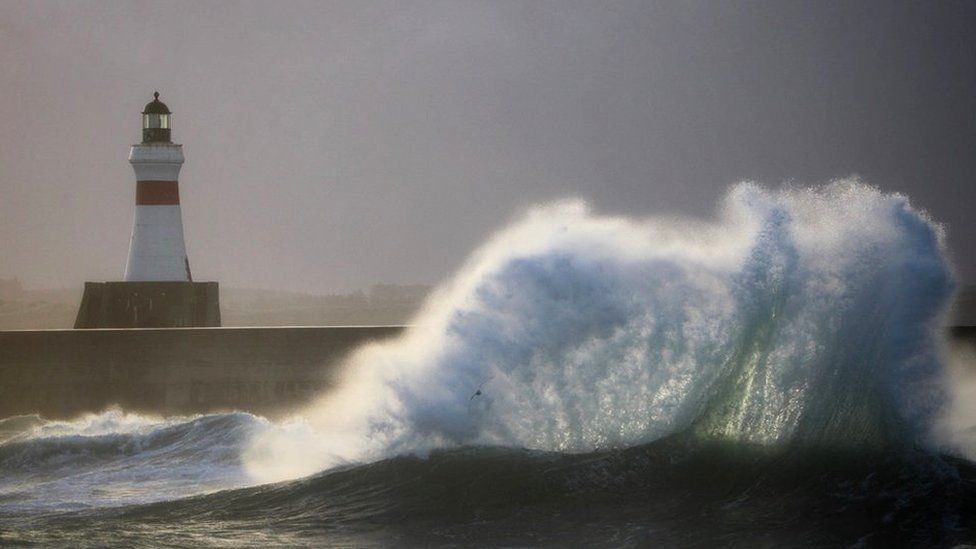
xmin=0 ymin=326 xmax=972 ymax=421
xmin=0 ymin=326 xmax=403 ymax=420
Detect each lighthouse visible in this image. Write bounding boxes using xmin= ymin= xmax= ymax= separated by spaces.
xmin=74 ymin=92 xmax=220 ymax=328
xmin=125 ymin=92 xmax=191 ymax=281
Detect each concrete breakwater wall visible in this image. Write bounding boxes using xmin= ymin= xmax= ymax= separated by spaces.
xmin=0 ymin=326 xmax=403 ymax=420
xmin=1 ymin=326 xmax=973 ymax=421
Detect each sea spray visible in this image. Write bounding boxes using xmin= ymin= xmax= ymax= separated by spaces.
xmin=244 ymin=181 xmax=954 ymax=483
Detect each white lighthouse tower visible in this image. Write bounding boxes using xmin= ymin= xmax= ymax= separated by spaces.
xmin=124 ymin=92 xmax=192 ymax=281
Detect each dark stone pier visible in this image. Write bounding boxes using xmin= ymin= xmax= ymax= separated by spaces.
xmin=0 ymin=326 xmax=404 ymax=420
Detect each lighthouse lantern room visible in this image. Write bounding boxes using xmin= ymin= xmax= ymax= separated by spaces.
xmin=142 ymin=92 xmax=172 ymax=143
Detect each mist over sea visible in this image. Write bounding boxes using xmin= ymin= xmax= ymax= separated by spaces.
xmin=2 ymin=182 xmax=976 ymax=547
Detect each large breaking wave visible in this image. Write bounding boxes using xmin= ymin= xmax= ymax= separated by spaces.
xmin=244 ymin=180 xmax=955 ymax=482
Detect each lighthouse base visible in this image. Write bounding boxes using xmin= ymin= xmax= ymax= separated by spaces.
xmin=74 ymin=281 xmax=220 ymax=329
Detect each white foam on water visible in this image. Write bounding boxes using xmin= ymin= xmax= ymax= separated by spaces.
xmin=244 ymin=181 xmax=955 ymax=483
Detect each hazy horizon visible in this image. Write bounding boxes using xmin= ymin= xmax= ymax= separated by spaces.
xmin=2 ymin=1 xmax=974 ymax=294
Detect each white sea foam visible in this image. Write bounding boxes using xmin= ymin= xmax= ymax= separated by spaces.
xmin=244 ymin=181 xmax=955 ymax=483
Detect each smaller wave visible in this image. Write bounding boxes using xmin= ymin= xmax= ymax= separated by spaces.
xmin=0 ymin=410 xmax=267 ymax=512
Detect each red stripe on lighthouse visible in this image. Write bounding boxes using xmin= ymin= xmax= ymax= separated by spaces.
xmin=136 ymin=181 xmax=180 ymax=205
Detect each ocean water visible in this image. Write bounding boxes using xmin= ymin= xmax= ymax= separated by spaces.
xmin=2 ymin=181 xmax=975 ymax=547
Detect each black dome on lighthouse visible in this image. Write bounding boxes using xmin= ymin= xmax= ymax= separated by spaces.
xmin=141 ymin=91 xmax=172 ymax=143
xmin=142 ymin=91 xmax=171 ymax=114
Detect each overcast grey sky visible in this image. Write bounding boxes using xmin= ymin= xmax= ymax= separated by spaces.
xmin=1 ymin=1 xmax=973 ymax=293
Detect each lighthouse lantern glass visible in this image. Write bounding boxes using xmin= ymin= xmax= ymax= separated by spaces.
xmin=143 ymin=113 xmax=170 ymax=130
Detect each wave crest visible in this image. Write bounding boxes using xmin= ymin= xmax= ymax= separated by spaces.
xmin=245 ymin=181 xmax=953 ymax=482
